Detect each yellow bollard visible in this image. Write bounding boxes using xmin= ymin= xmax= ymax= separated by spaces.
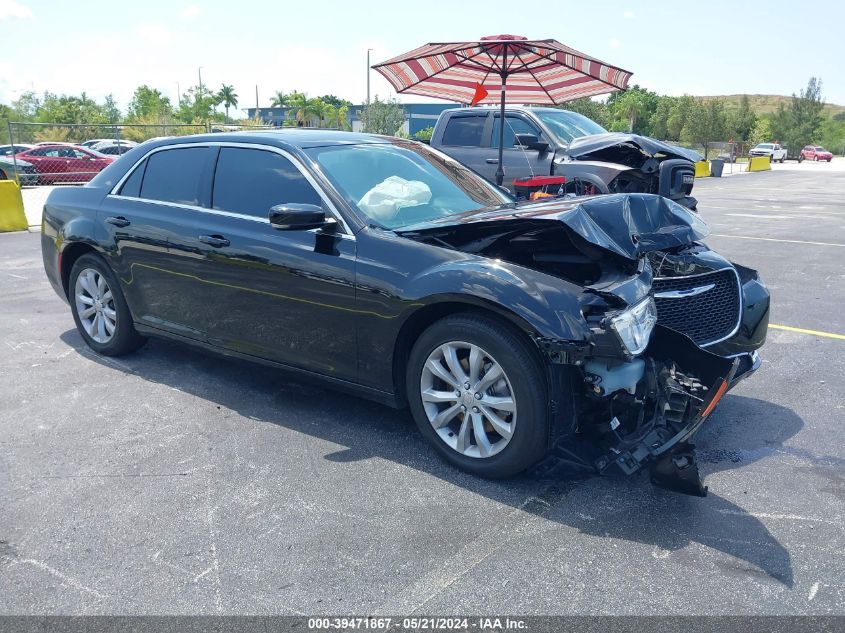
xmin=747 ymin=156 xmax=772 ymax=172
xmin=0 ymin=181 xmax=28 ymax=232
xmin=694 ymin=160 xmax=710 ymax=178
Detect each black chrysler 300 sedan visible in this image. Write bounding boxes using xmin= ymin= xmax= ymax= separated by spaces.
xmin=41 ymin=131 xmax=769 ymax=494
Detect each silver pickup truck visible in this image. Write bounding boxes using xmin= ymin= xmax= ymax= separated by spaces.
xmin=429 ymin=106 xmax=700 ymax=210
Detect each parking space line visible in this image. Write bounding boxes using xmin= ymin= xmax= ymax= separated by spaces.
xmin=711 ymin=234 xmax=845 ymax=247
xmin=770 ymin=324 xmax=845 ymax=341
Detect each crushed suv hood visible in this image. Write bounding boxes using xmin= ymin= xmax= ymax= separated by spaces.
xmin=567 ymin=133 xmax=703 ymax=163
xmin=397 ymin=193 xmax=710 ymax=261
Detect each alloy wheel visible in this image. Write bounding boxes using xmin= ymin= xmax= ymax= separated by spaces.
xmin=420 ymin=341 xmax=517 ymax=459
xmin=74 ymin=268 xmax=117 ymax=343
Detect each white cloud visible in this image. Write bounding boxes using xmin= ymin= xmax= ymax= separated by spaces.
xmin=623 ymin=10 xmax=634 ymax=18
xmin=181 ymin=4 xmax=200 ymax=19
xmin=609 ymin=39 xmax=621 ymax=48
xmin=0 ymin=0 xmax=33 ymax=20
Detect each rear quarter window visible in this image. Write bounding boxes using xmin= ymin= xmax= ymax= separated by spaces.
xmin=440 ymin=115 xmax=487 ymax=147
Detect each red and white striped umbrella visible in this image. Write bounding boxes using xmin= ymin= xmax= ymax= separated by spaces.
xmin=372 ymin=34 xmax=632 ymax=106
xmin=372 ymin=34 xmax=632 ymax=184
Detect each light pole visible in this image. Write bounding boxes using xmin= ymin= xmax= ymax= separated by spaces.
xmin=198 ymin=66 xmax=204 ymax=96
xmin=366 ymin=48 xmax=373 ymax=104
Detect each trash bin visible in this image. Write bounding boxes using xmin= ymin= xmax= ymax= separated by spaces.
xmin=710 ymin=159 xmax=725 ymax=178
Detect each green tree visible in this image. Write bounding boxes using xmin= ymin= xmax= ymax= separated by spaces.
xmin=682 ymin=99 xmax=727 ymax=157
xmin=358 ymin=97 xmax=405 ymax=135
xmin=270 ymin=90 xmax=291 ymax=107
xmin=313 ymin=99 xmax=336 ymax=128
xmin=607 ymin=86 xmax=659 ymax=134
xmin=667 ymin=95 xmax=696 ymax=141
xmin=771 ymin=77 xmax=825 ymax=153
xmin=103 ymin=94 xmax=121 ymax=124
xmin=748 ymin=117 xmax=772 ymax=147
xmin=127 ymin=85 xmax=173 ymax=121
xmin=317 ymin=94 xmax=352 ymax=109
xmin=727 ymin=94 xmax=756 ymax=143
xmin=559 ymin=98 xmax=610 ymax=129
xmin=286 ymin=92 xmax=319 ymax=126
xmin=177 ymin=84 xmax=220 ymax=123
xmin=217 ymin=84 xmax=238 ymax=122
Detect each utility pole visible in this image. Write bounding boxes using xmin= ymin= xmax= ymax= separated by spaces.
xmin=198 ymin=67 xmax=204 ymax=97
xmin=255 ymin=85 xmax=260 ymax=123
xmin=366 ymin=48 xmax=373 ymax=104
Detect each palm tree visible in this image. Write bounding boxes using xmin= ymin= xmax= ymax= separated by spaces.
xmin=313 ymin=100 xmax=335 ymax=128
xmin=270 ymin=90 xmax=289 ymax=107
xmin=336 ymin=104 xmax=350 ymax=131
xmin=287 ymin=91 xmax=318 ymax=127
xmin=217 ymin=84 xmax=238 ymax=122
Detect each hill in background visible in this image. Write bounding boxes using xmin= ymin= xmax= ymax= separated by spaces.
xmin=698 ymin=94 xmax=845 ymax=116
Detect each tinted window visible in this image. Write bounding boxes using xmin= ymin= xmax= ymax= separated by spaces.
xmin=440 ymin=115 xmax=487 ymax=147
xmin=140 ymin=147 xmax=211 ymax=206
xmin=491 ymin=116 xmax=541 ymax=148
xmin=28 ymin=148 xmax=49 ymax=156
xmin=212 ymin=147 xmax=322 ymax=218
xmin=119 ymin=159 xmax=147 ymax=197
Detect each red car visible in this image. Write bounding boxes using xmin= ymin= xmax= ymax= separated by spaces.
xmin=13 ymin=144 xmax=114 ymax=184
xmin=800 ymin=145 xmax=833 ymax=162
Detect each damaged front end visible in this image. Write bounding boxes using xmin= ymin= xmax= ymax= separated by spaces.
xmin=576 ymin=326 xmax=737 ymax=496
xmin=399 ymin=194 xmax=767 ymax=496
xmin=558 ymin=133 xmax=701 ymax=211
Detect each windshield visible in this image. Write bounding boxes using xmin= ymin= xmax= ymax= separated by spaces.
xmin=534 ymin=109 xmax=607 ymax=144
xmin=306 ymin=141 xmax=512 ymax=229
xmin=815 ymin=146 xmax=826 ymax=151
xmin=757 ymin=144 xmax=774 ymax=149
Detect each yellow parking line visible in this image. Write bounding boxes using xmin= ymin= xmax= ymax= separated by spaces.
xmin=770 ymin=324 xmax=845 ymax=340
xmin=711 ymin=234 xmax=845 ymax=247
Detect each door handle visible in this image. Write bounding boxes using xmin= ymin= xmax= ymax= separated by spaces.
xmin=105 ymin=216 xmax=130 ymax=227
xmin=486 ymin=158 xmax=499 ymax=164
xmin=198 ymin=234 xmax=230 ymax=248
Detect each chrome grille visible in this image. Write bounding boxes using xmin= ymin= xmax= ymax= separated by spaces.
xmin=652 ymin=269 xmax=741 ymax=346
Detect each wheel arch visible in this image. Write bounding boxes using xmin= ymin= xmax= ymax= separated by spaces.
xmin=391 ymin=298 xmax=547 ymax=408
xmin=59 ymin=242 xmax=101 ymax=298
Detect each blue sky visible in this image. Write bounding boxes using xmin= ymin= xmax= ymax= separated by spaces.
xmin=1 ymin=0 xmax=843 ymax=111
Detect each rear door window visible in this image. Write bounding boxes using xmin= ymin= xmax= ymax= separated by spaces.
xmin=211 ymin=147 xmax=322 ymax=218
xmin=440 ymin=115 xmax=487 ymax=147
xmin=139 ymin=147 xmax=213 ymax=206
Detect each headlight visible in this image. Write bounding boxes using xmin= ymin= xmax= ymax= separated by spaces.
xmin=608 ymin=297 xmax=658 ymax=356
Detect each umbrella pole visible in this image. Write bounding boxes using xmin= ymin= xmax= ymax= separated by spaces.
xmin=495 ymin=70 xmax=507 ymax=186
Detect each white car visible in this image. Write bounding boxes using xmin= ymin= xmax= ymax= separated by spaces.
xmin=749 ymin=143 xmax=787 ymax=163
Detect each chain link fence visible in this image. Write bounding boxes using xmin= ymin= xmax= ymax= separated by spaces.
xmin=2 ymin=121 xmax=273 ymax=186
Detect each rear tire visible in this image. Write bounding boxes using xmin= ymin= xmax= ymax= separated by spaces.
xmin=69 ymin=253 xmax=146 ymax=356
xmin=406 ymin=313 xmax=549 ymax=478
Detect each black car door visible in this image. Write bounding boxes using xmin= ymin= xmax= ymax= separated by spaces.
xmin=99 ymin=145 xmax=217 ymax=333
xmin=163 ymin=144 xmax=358 ymax=381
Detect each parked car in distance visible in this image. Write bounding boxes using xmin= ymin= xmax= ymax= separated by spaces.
xmin=80 ymin=138 xmax=119 ymax=148
xmin=41 ymin=131 xmax=769 ymax=495
xmin=749 ymin=143 xmax=787 ymax=163
xmin=430 ymin=106 xmax=700 ymax=210
xmin=91 ymin=140 xmax=139 ymax=156
xmin=34 ymin=141 xmax=76 ymax=146
xmin=800 ymin=145 xmax=833 ymax=162
xmin=14 ymin=144 xmax=114 ymax=184
xmin=0 ymin=156 xmax=39 ymax=185
xmin=0 ymin=143 xmax=36 ymax=157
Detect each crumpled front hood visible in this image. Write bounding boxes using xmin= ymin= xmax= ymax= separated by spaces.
xmin=567 ymin=133 xmax=703 ymax=163
xmin=397 ymin=193 xmax=711 ymax=261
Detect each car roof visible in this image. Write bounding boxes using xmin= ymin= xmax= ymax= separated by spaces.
xmin=441 ymin=106 xmax=573 ymax=115
xmin=145 ymin=129 xmax=394 ymax=152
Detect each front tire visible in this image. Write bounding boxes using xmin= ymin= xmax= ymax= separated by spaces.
xmin=69 ymin=253 xmax=146 ymax=356
xmin=406 ymin=313 xmax=549 ymax=478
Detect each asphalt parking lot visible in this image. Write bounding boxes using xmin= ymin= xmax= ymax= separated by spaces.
xmin=1 ymin=162 xmax=843 ymax=616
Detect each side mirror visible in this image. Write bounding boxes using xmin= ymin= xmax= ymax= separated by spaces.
xmin=514 ymin=133 xmax=549 ymax=153
xmin=269 ymin=204 xmax=328 ymax=230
